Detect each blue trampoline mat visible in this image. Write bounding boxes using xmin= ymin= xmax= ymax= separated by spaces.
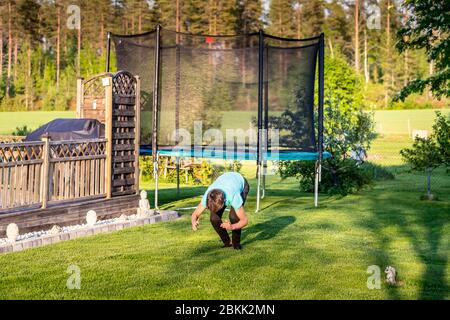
xmin=140 ymin=147 xmax=331 ymax=161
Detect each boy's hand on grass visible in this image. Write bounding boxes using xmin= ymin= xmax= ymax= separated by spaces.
xmin=220 ymin=221 xmax=232 ymax=231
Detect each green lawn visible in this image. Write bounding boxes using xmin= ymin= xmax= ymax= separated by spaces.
xmin=0 ymin=111 xmax=76 ymax=135
xmin=0 ymin=170 xmax=448 ymax=300
xmin=0 ymin=109 xmax=448 ymax=299
xmin=373 ymin=109 xmax=450 ymax=135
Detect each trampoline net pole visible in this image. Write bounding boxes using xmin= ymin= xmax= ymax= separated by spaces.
xmin=105 ymin=32 xmax=111 ymax=72
xmin=176 ymin=156 xmax=180 ymax=195
xmin=255 ymin=30 xmax=264 ymax=212
xmin=314 ymin=160 xmax=319 ymax=207
xmin=152 ymin=25 xmax=161 ymax=210
xmin=256 ymin=164 xmax=262 ymax=213
xmin=262 ymin=44 xmax=268 ymax=200
xmin=318 ymin=33 xmax=325 ymax=186
xmin=313 ymin=33 xmax=325 ymax=207
xmin=154 ymin=157 xmax=159 ymax=210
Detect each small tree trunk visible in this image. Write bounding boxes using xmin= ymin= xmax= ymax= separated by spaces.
xmin=28 ymin=44 xmax=32 ymax=107
xmin=100 ymin=13 xmax=104 ymax=57
xmin=354 ymin=0 xmax=360 ymax=74
xmin=138 ymin=6 xmax=142 ymax=33
xmin=56 ymin=6 xmax=61 ymax=90
xmin=404 ymin=49 xmax=409 ymax=86
xmin=364 ymin=29 xmax=369 ymax=84
xmin=77 ymin=20 xmax=81 ymax=77
xmin=176 ymin=0 xmax=180 ymax=33
xmin=0 ymin=16 xmax=3 ymax=88
xmin=328 ymin=38 xmax=334 ymax=58
xmin=13 ymin=36 xmax=18 ymax=80
xmin=428 ymin=60 xmax=434 ymax=99
xmin=385 ymin=0 xmax=391 ymax=108
xmin=6 ymin=1 xmax=12 ymax=97
xmin=427 ymin=169 xmax=431 ymax=196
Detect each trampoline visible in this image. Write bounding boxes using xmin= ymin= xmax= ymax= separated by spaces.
xmin=107 ymin=25 xmax=327 ymax=211
xmin=140 ymin=147 xmax=331 ymax=162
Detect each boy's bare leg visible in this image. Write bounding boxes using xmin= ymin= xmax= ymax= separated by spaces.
xmin=210 ymin=208 xmax=232 ymax=246
xmin=229 ymin=208 xmax=241 ymax=249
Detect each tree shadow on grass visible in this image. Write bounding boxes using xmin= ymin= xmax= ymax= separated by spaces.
xmin=242 ymin=216 xmax=296 ymax=247
xmin=359 ymin=191 xmax=449 ymax=300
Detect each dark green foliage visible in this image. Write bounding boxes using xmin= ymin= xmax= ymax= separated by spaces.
xmin=401 ymin=111 xmax=450 ymax=195
xmin=395 ymin=0 xmax=450 ymax=100
xmin=401 ymin=111 xmax=450 ymax=171
xmin=278 ymin=158 xmax=373 ymax=195
xmin=140 ymin=156 xmax=230 ymax=186
xmin=12 ymin=125 xmax=32 ymax=136
xmin=0 ymin=1 xmax=446 ymax=111
xmin=236 ymin=0 xmax=262 ymax=33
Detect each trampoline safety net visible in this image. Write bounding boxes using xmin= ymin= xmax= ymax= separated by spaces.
xmin=112 ymin=27 xmax=322 ymax=159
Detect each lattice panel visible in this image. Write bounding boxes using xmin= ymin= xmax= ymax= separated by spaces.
xmin=111 ymin=71 xmax=138 ymax=196
xmin=113 ymin=71 xmax=137 ymax=96
xmin=83 ymin=73 xmax=112 ymax=97
xmin=0 ymin=142 xmax=44 ymax=163
xmin=49 ymin=140 xmax=107 ymax=159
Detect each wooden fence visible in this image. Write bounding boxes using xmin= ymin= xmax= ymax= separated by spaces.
xmin=0 ymin=138 xmax=108 ymax=211
xmin=1 ymin=71 xmax=140 ymax=213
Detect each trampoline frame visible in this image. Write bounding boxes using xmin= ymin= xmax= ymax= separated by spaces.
xmin=107 ymin=25 xmax=326 ymax=212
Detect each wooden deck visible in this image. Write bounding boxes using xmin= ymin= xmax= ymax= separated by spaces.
xmin=0 ymin=194 xmax=139 ymax=237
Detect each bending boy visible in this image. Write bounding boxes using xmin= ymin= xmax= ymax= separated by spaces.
xmin=191 ymin=172 xmax=250 ymax=249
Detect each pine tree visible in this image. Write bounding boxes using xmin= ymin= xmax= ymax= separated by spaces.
xmin=301 ymin=0 xmax=325 ymax=36
xmin=267 ymin=0 xmax=295 ymax=37
xmin=236 ymin=0 xmax=262 ymax=34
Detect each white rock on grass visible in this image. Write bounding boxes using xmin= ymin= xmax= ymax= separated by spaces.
xmin=48 ymin=225 xmax=62 ymax=235
xmin=0 ymin=210 xmax=154 ymax=246
xmin=86 ymin=210 xmax=97 ymax=227
xmin=6 ymin=223 xmax=19 ymax=243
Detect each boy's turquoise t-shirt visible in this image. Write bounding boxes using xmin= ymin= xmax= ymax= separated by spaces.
xmin=201 ymin=172 xmax=245 ymax=209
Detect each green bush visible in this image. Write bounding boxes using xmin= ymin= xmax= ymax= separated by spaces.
xmin=278 ymin=159 xmax=374 ymax=196
xmin=12 ymin=125 xmax=32 ymax=136
xmin=139 ymin=156 xmax=225 ymax=186
xmin=401 ymin=111 xmax=450 ymax=196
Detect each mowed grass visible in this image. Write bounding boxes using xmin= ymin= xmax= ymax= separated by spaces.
xmin=0 ymin=108 xmax=448 ymax=299
xmin=0 ymin=169 xmax=448 ymax=300
xmin=373 ymin=109 xmax=450 ymax=135
xmin=0 ymin=111 xmax=75 ymax=135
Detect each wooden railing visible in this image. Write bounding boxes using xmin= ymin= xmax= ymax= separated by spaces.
xmin=0 ymin=138 xmax=108 ymax=211
xmin=0 ymin=135 xmax=26 ymax=143
xmin=0 ymin=141 xmax=44 ymax=210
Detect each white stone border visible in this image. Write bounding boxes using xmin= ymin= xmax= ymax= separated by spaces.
xmin=0 ymin=210 xmax=179 ymax=254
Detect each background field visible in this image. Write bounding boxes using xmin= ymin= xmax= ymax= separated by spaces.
xmin=0 ymin=111 xmax=76 ymax=135
xmin=1 ymin=109 xmax=449 ymax=165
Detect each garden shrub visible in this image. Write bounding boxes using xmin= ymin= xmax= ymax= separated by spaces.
xmin=139 ymin=156 xmax=239 ymax=186
xmin=12 ymin=125 xmax=32 ymax=136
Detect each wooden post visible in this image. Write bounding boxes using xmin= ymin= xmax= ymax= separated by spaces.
xmin=76 ymin=78 xmax=83 ymax=118
xmin=104 ymin=76 xmax=113 ymax=199
xmin=40 ymin=135 xmax=50 ymax=208
xmin=134 ymin=75 xmax=141 ymax=194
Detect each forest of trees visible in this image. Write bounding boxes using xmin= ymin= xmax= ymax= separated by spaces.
xmin=0 ymin=0 xmax=447 ymax=111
